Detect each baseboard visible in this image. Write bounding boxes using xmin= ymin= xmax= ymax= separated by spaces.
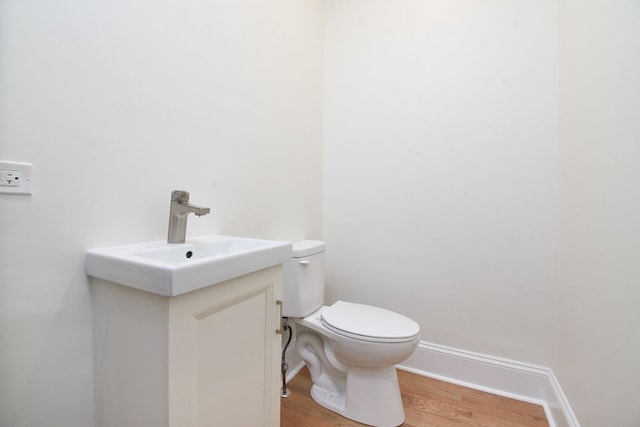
xmin=397 ymin=341 xmax=579 ymax=427
xmin=545 ymin=369 xmax=580 ymax=427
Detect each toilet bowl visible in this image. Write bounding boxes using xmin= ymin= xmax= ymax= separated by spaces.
xmin=282 ymin=241 xmax=420 ymax=427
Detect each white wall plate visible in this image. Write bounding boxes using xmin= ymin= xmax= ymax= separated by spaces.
xmin=0 ymin=160 xmax=33 ymax=195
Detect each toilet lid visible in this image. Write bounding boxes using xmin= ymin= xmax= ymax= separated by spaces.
xmin=321 ymin=301 xmax=420 ymax=343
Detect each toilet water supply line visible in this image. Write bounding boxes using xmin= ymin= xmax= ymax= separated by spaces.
xmin=280 ymin=319 xmax=293 ymax=398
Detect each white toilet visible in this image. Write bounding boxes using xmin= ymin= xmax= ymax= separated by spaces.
xmin=282 ymin=241 xmax=420 ymax=427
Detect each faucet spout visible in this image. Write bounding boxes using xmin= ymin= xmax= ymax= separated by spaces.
xmin=167 ymin=190 xmax=211 ymax=244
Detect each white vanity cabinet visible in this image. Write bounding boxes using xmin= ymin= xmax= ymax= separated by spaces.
xmin=92 ymin=266 xmax=283 ymax=427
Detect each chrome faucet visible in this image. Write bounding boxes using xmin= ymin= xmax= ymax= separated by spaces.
xmin=167 ymin=190 xmax=210 ymax=244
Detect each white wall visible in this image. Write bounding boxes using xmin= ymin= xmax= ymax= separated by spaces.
xmin=0 ymin=0 xmax=323 ymax=425
xmin=555 ymin=0 xmax=640 ymax=425
xmin=324 ymin=0 xmax=558 ymax=366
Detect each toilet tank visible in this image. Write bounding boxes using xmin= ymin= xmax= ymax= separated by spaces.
xmin=282 ymin=240 xmax=326 ymax=318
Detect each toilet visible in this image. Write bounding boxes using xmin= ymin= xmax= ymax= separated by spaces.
xmin=282 ymin=241 xmax=420 ymax=427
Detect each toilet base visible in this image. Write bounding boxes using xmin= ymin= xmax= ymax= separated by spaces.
xmin=309 ymin=366 xmax=405 ymax=427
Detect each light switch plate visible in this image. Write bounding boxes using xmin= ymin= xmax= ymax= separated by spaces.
xmin=0 ymin=160 xmax=33 ymax=195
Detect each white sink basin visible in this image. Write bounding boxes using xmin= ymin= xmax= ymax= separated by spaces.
xmin=85 ymin=235 xmax=292 ymax=296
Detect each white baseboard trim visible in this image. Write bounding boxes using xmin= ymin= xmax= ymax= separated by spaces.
xmin=397 ymin=341 xmax=579 ymax=427
xmin=285 ymin=359 xmax=305 ymax=383
xmin=545 ymin=369 xmax=581 ymax=427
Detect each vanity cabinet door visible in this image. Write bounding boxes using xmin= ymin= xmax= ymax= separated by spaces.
xmin=168 ymin=267 xmax=282 ymax=427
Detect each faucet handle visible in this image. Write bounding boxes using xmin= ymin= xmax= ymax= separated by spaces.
xmin=171 ymin=190 xmax=190 ymax=203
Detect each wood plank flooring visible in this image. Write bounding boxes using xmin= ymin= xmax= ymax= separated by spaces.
xmin=281 ymin=367 xmax=549 ymax=427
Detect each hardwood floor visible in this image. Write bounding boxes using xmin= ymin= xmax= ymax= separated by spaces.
xmin=281 ymin=367 xmax=549 ymax=427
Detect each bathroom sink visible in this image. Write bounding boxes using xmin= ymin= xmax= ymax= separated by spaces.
xmin=85 ymin=235 xmax=292 ymax=296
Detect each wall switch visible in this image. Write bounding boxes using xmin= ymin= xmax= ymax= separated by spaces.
xmin=0 ymin=161 xmax=33 ymax=195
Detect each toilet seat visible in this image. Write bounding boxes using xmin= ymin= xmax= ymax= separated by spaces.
xmin=321 ymin=301 xmax=420 ymax=343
